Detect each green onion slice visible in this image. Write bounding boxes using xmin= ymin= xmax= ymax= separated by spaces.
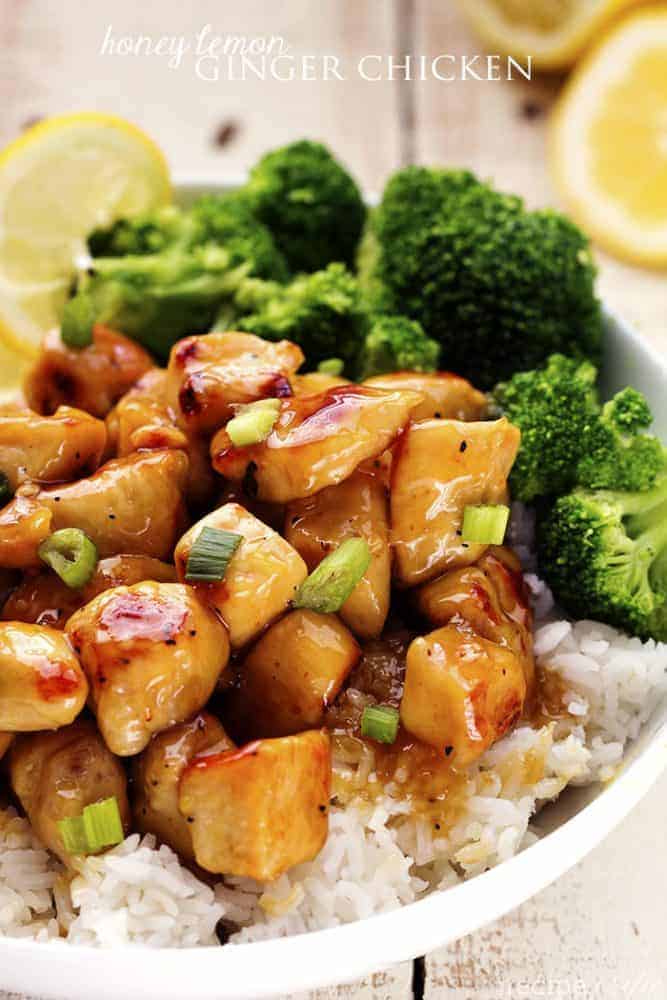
xmin=61 ymin=293 xmax=95 ymax=349
xmin=294 ymin=537 xmax=371 ymax=613
xmin=461 ymin=504 xmax=510 ymax=545
xmin=57 ymin=797 xmax=124 ymax=856
xmin=361 ymin=705 xmax=399 ymax=744
xmin=317 ymin=358 xmax=344 ymax=376
xmin=226 ymin=398 xmax=281 ymax=447
xmin=38 ymin=528 xmax=98 ymax=589
xmin=0 ymin=471 xmax=11 ymax=506
xmin=185 ymin=526 xmax=242 ymax=582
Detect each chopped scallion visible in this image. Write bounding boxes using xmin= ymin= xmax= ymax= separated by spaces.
xmin=226 ymin=398 xmax=281 ymax=447
xmin=38 ymin=528 xmax=98 ymax=589
xmin=461 ymin=504 xmax=510 ymax=545
xmin=361 ymin=705 xmax=399 ymax=744
xmin=294 ymin=537 xmax=371 ymax=613
xmin=61 ymin=293 xmax=95 ymax=348
xmin=317 ymin=358 xmax=344 ymax=376
xmin=57 ymin=797 xmax=124 ymax=856
xmin=185 ymin=526 xmax=242 ymax=582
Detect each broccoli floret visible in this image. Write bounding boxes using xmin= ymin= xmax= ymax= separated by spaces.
xmin=578 ymin=388 xmax=666 ymax=492
xmin=63 ymin=245 xmax=248 ymax=359
xmin=493 ymin=355 xmax=665 ymax=501
xmin=355 ymin=314 xmax=440 ymax=380
xmin=88 ymin=194 xmax=289 ymax=282
xmin=189 ymin=194 xmax=289 ymax=281
xmin=539 ymin=477 xmax=667 ymax=641
xmin=88 ymin=205 xmax=186 ymax=257
xmin=368 ymin=167 xmax=602 ymax=388
xmin=244 ymin=140 xmax=366 ymax=272
xmin=69 ymin=194 xmax=291 ymax=358
xmin=235 ymin=263 xmax=366 ymax=369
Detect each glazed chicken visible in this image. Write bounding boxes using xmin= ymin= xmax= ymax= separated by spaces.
xmin=0 ymin=450 xmax=189 ymax=567
xmin=285 ymin=469 xmax=391 ymax=639
xmin=175 ymin=503 xmax=307 ymax=648
xmin=400 ymin=623 xmax=526 ymax=766
xmin=132 ymin=712 xmax=233 ymax=861
xmin=211 ymin=384 xmax=423 ymax=502
xmin=0 ymin=405 xmax=106 ymax=491
xmin=66 ymin=581 xmax=230 ymax=755
xmin=106 ymin=368 xmax=216 ymax=509
xmin=391 ymin=417 xmax=520 ymax=586
xmin=229 ymin=610 xmax=360 ymax=739
xmin=363 ymin=371 xmax=487 ymax=422
xmin=0 ymin=314 xmax=535 ymax=885
xmin=166 ymin=331 xmax=304 ymax=433
xmin=0 ymin=622 xmax=88 ymax=731
xmin=24 ymin=325 xmax=152 ymax=418
xmin=291 ymin=371 xmax=350 ymax=395
xmin=9 ymin=719 xmax=130 ymax=864
xmin=416 ymin=545 xmax=535 ymax=692
xmin=0 ymin=555 xmax=176 ymax=629
xmin=179 ymin=729 xmax=331 ymax=881
xmin=2 ymin=554 xmax=176 ymax=628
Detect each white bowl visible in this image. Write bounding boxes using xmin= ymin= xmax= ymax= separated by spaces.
xmin=1 ymin=179 xmax=665 ymax=1000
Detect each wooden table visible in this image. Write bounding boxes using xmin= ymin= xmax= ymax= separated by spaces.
xmin=2 ymin=2 xmax=665 ymax=997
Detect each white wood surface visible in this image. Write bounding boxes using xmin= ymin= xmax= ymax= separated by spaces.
xmin=0 ymin=2 xmax=665 ymax=998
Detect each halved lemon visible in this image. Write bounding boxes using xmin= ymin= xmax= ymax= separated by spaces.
xmin=551 ymin=6 xmax=667 ymax=268
xmin=458 ymin=0 xmax=641 ymax=71
xmin=0 ymin=112 xmax=171 ymax=399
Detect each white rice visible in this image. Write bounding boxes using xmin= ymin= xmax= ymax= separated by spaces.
xmin=1 ymin=502 xmax=665 ymax=947
xmin=62 ymin=835 xmax=225 ymax=948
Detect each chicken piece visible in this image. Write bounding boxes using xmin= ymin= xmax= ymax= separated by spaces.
xmin=24 ymin=325 xmax=152 ymax=418
xmin=106 ymin=369 xmax=187 ymax=455
xmin=0 ymin=493 xmax=53 ymax=569
xmin=9 ymin=719 xmax=130 ymax=864
xmin=285 ymin=470 xmax=391 ymax=639
xmin=0 ymin=406 xmax=107 ymax=492
xmin=132 ymin=712 xmax=233 ymax=860
xmin=0 ymin=733 xmax=13 ymax=760
xmin=166 ymin=331 xmax=304 ymax=434
xmin=291 ymin=371 xmax=350 ymax=395
xmin=0 ymin=622 xmax=88 ymax=731
xmin=364 ymin=372 xmax=487 ymax=422
xmin=106 ymin=368 xmax=216 ymax=509
xmin=67 ymin=582 xmax=230 ymax=756
xmin=0 ymin=450 xmax=189 ymax=567
xmin=391 ymin=418 xmax=520 ymax=586
xmin=400 ymin=623 xmax=526 ymax=766
xmin=229 ymin=611 xmax=360 ymax=739
xmin=211 ymin=385 xmax=423 ymax=503
xmin=179 ymin=730 xmax=331 ymax=880
xmin=416 ymin=546 xmax=535 ymax=692
xmin=2 ymin=555 xmax=176 ymax=629
xmin=175 ymin=504 xmax=307 ymax=648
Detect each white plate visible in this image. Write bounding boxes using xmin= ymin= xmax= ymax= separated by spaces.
xmin=1 ymin=180 xmax=666 ymax=1000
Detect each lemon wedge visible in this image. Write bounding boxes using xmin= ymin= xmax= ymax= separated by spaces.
xmin=0 ymin=112 xmax=171 ymax=397
xmin=551 ymin=7 xmax=667 ymax=268
xmin=458 ymin=0 xmax=640 ymax=71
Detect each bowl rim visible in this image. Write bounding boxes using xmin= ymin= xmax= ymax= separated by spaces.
xmin=0 ymin=177 xmax=665 ymax=1000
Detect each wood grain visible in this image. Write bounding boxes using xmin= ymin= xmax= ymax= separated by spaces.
xmin=425 ymin=770 xmax=667 ymax=1000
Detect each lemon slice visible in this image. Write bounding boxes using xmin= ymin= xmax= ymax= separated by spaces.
xmin=551 ymin=7 xmax=667 ymax=268
xmin=0 ymin=112 xmax=171 ymax=393
xmin=458 ymin=0 xmax=639 ymax=70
